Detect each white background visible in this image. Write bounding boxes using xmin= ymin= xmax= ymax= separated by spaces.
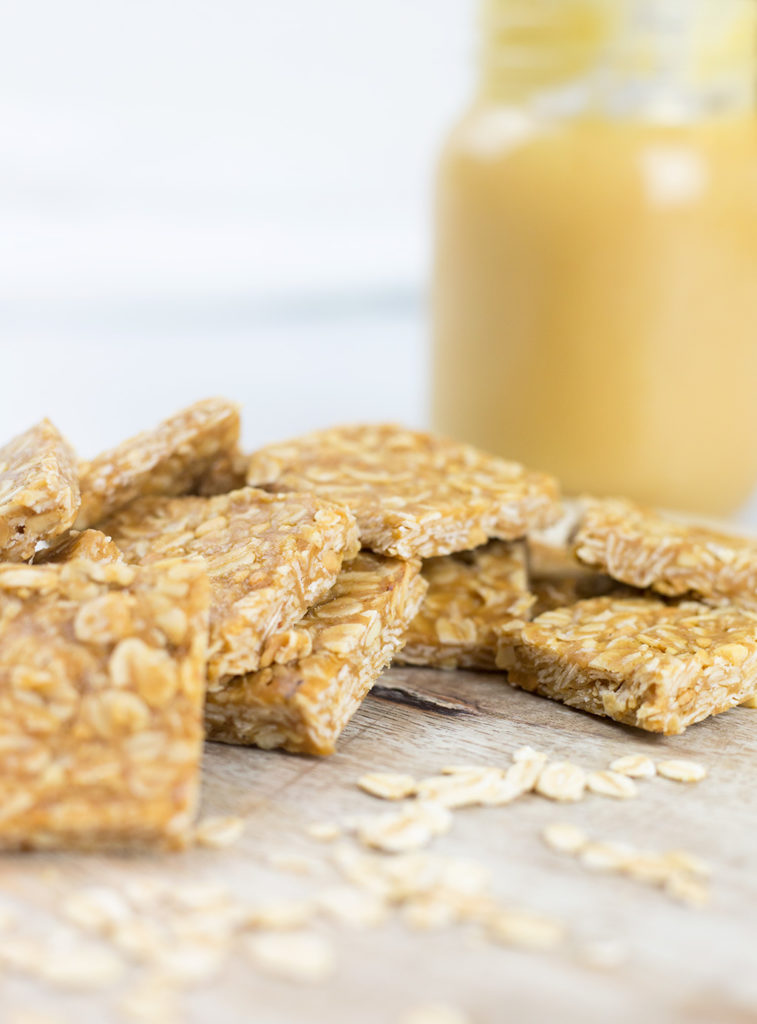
xmin=2 ymin=0 xmax=472 ymax=454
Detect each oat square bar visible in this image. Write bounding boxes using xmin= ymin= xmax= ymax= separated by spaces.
xmin=101 ymin=488 xmax=360 ymax=684
xmin=246 ymin=424 xmax=561 ymax=558
xmin=0 ymin=419 xmax=80 ymax=561
xmin=574 ymin=497 xmax=757 ymax=607
xmin=507 ymin=595 xmax=757 ymax=735
xmin=396 ymin=541 xmax=534 ymax=671
xmin=76 ymin=397 xmax=241 ymax=528
xmin=205 ymin=552 xmax=427 ymax=755
xmin=0 ymin=558 xmax=209 ymax=850
xmin=40 ymin=529 xmax=125 ymax=565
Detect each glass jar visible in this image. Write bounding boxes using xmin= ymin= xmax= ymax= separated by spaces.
xmin=432 ymin=0 xmax=757 ymax=516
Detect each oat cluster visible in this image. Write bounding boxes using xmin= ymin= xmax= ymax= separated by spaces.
xmin=205 ymin=551 xmax=427 ymax=755
xmin=397 ymin=541 xmax=534 ymax=670
xmin=246 ymin=423 xmax=562 ymax=558
xmin=510 ymin=595 xmax=757 ymax=734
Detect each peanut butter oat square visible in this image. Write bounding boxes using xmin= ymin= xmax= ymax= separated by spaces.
xmin=0 ymin=558 xmax=209 ymax=850
xmin=396 ymin=541 xmax=534 ymax=671
xmin=205 ymin=551 xmax=427 ymax=755
xmin=507 ymin=595 xmax=757 ymax=735
xmin=101 ymin=488 xmax=360 ymax=684
xmin=0 ymin=419 xmax=80 ymax=561
xmin=246 ymin=424 xmax=561 ymax=559
xmin=76 ymin=397 xmax=241 ymax=528
xmin=574 ymin=497 xmax=757 ymax=607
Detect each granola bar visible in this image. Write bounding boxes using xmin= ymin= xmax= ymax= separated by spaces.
xmin=395 ymin=541 xmax=534 ymax=670
xmin=101 ymin=488 xmax=360 ymax=684
xmin=506 ymin=595 xmax=757 ymax=734
xmin=0 ymin=419 xmax=80 ymax=561
xmin=205 ymin=552 xmax=427 ymax=755
xmin=574 ymin=497 xmax=757 ymax=607
xmin=0 ymin=558 xmax=209 ymax=850
xmin=39 ymin=529 xmax=124 ymax=565
xmin=246 ymin=424 xmax=561 ymax=558
xmin=76 ymin=398 xmax=241 ymax=528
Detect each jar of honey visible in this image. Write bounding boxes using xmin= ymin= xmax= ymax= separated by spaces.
xmin=432 ymin=0 xmax=757 ymax=516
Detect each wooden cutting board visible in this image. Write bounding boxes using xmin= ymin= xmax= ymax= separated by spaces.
xmin=2 ymin=666 xmax=755 ymax=1024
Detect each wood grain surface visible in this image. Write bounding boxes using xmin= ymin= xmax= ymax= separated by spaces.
xmin=1 ymin=667 xmax=755 ymax=1024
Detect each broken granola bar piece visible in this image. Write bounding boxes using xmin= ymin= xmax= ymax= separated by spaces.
xmin=0 ymin=558 xmax=209 ymax=850
xmin=205 ymin=551 xmax=427 ymax=755
xmin=395 ymin=541 xmax=534 ymax=670
xmin=574 ymin=496 xmax=757 ymax=607
xmin=507 ymin=595 xmax=757 ymax=735
xmin=76 ymin=397 xmax=241 ymax=528
xmin=101 ymin=488 xmax=360 ymax=684
xmin=0 ymin=419 xmax=80 ymax=561
xmin=246 ymin=424 xmax=561 ymax=558
xmin=39 ymin=529 xmax=124 ymax=565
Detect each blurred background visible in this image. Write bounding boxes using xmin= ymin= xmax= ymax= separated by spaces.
xmin=2 ymin=1 xmax=470 ymax=453
xmin=5 ymin=0 xmax=757 ymax=523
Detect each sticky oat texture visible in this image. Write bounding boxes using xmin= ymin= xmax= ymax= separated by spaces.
xmin=396 ymin=541 xmax=534 ymax=671
xmin=76 ymin=398 xmax=241 ymax=528
xmin=246 ymin=424 xmax=561 ymax=558
xmin=574 ymin=497 xmax=757 ymax=607
xmin=508 ymin=595 xmax=757 ymax=735
xmin=101 ymin=488 xmax=360 ymax=684
xmin=205 ymin=551 xmax=427 ymax=755
xmin=39 ymin=529 xmax=125 ymax=565
xmin=0 ymin=558 xmax=209 ymax=850
xmin=0 ymin=419 xmax=80 ymax=561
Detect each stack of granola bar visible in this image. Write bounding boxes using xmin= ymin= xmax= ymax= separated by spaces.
xmin=0 ymin=400 xmax=755 ymax=850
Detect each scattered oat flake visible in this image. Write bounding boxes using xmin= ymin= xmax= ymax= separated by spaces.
xmin=513 ymin=746 xmax=547 ymax=767
xmin=665 ymin=872 xmax=710 ymax=908
xmin=535 ymin=761 xmax=586 ymax=802
xmin=39 ymin=946 xmax=124 ymax=990
xmin=194 ymin=815 xmax=245 ymax=848
xmin=664 ymin=849 xmax=712 ymax=878
xmin=401 ymin=897 xmax=457 ymax=931
xmin=316 ymin=885 xmax=388 ymax=928
xmin=61 ymin=886 xmax=132 ymax=934
xmin=168 ymin=881 xmax=232 ymax=912
xmin=119 ymin=981 xmax=181 ymax=1024
xmin=657 ymin=760 xmax=708 ymax=783
xmin=305 ymin=822 xmax=342 ymax=842
xmin=268 ymin=852 xmax=319 ymax=874
xmin=579 ymin=842 xmax=634 ymax=873
xmin=246 ymin=931 xmax=335 ymax=983
xmin=415 ymin=769 xmax=503 ymax=809
xmin=358 ymin=772 xmax=417 ymax=800
xmin=399 ymin=1003 xmax=472 ymax=1024
xmin=624 ymin=854 xmax=675 ymax=887
xmin=356 ymin=801 xmax=452 ymax=854
xmin=586 ymin=770 xmax=638 ymax=800
xmin=542 ymin=822 xmax=589 ymax=855
xmin=609 ymin=754 xmax=656 ymax=779
xmin=487 ymin=908 xmax=565 ymax=951
xmin=151 ymin=943 xmax=226 ymax=986
xmin=245 ymin=900 xmax=315 ymax=931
